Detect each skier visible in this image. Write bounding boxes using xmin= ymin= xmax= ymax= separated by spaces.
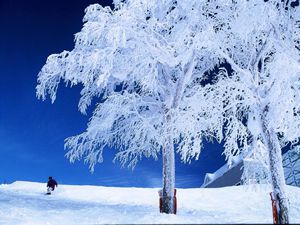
xmin=47 ymin=176 xmax=58 ymax=195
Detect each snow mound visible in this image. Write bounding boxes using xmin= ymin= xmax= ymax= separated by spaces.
xmin=0 ymin=181 xmax=300 ymax=224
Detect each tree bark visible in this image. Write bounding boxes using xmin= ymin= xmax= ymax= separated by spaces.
xmin=261 ymin=117 xmax=289 ymax=224
xmin=161 ymin=134 xmax=175 ymax=214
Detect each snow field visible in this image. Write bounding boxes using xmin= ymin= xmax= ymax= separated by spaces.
xmin=0 ymin=181 xmax=300 ymax=224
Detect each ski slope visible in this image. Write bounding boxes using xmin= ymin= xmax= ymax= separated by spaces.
xmin=0 ymin=181 xmax=300 ymax=224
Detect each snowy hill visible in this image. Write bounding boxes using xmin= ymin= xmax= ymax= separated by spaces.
xmin=0 ymin=181 xmax=300 ymax=224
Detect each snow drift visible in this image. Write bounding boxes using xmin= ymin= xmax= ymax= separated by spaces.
xmin=0 ymin=181 xmax=300 ymax=224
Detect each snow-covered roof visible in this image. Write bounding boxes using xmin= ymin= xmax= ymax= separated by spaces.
xmin=201 ymin=154 xmax=243 ymax=187
xmin=202 ymin=146 xmax=300 ymax=188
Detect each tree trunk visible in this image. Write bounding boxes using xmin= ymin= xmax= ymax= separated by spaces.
xmin=261 ymin=117 xmax=289 ymax=224
xmin=158 ymin=57 xmax=195 ymax=214
xmin=161 ymin=135 xmax=175 ymax=214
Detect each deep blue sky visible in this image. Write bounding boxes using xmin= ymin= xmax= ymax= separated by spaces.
xmin=0 ymin=0 xmax=226 ymax=188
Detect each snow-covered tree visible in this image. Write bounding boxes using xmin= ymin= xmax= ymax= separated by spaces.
xmin=36 ymin=0 xmax=224 ymax=214
xmin=203 ymin=1 xmax=300 ymax=223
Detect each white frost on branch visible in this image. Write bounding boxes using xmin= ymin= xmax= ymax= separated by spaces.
xmin=207 ymin=0 xmax=300 ymax=183
xmin=36 ymin=0 xmax=226 ymax=171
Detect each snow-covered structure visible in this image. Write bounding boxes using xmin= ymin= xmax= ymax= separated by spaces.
xmin=201 ymin=155 xmax=243 ymax=188
xmin=202 ymin=148 xmax=300 ymax=188
xmin=283 ymin=148 xmax=300 ymax=187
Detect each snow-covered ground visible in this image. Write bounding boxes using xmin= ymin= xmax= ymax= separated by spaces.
xmin=0 ymin=181 xmax=300 ymax=224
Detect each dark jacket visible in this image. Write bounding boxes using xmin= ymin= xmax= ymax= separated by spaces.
xmin=47 ymin=178 xmax=58 ymax=190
